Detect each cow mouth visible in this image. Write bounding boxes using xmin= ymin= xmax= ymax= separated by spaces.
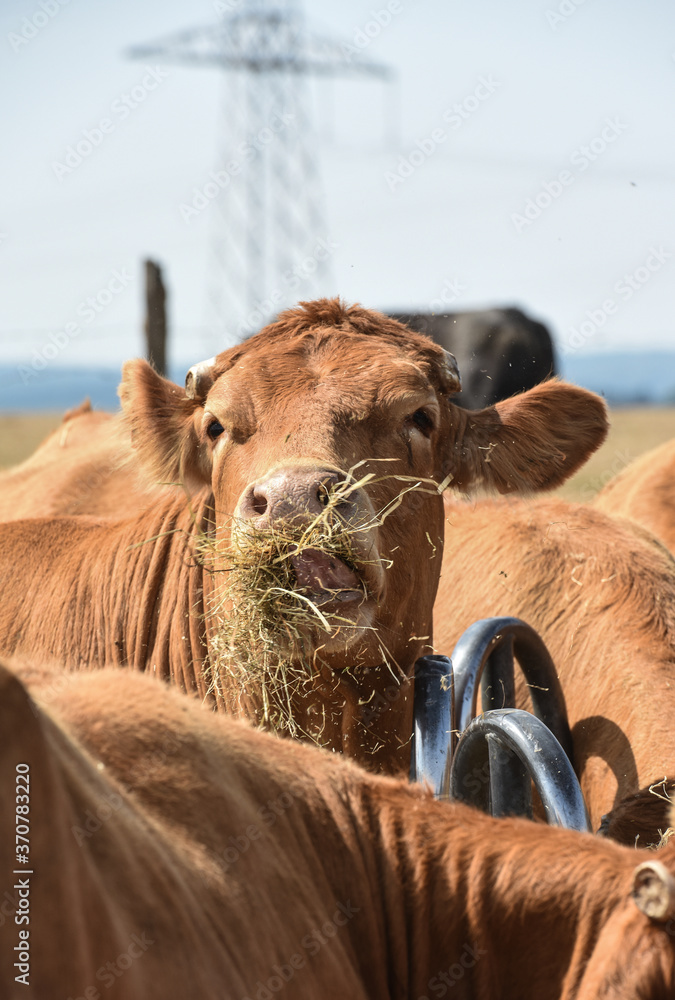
xmin=289 ymin=547 xmax=366 ymax=605
xmin=210 ymin=518 xmax=383 ymax=690
xmin=208 ymin=525 xmax=385 ymax=738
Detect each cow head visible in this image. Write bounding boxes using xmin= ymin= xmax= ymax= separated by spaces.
xmin=120 ymin=299 xmax=607 ymax=752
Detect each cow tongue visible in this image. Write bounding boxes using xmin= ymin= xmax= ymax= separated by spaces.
xmin=290 ymin=548 xmax=359 ymax=594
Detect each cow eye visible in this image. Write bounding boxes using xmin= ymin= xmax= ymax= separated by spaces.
xmin=206 ymin=419 xmax=225 ymax=441
xmin=411 ymin=409 xmax=434 ymax=436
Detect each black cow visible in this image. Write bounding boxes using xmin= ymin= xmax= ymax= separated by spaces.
xmin=389 ymin=307 xmax=556 ymax=408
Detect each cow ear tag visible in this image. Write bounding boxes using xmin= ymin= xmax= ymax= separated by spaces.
xmin=632 ymin=860 xmax=675 ymax=922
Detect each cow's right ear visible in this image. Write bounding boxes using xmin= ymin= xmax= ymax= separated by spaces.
xmin=118 ymin=360 xmax=211 ymax=490
xmin=445 ymin=379 xmax=609 ymax=494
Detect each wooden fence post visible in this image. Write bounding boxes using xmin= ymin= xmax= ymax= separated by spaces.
xmin=144 ymin=259 xmax=167 ymax=376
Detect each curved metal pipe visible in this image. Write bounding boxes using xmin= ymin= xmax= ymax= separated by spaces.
xmin=449 ymin=617 xmax=573 ymax=764
xmin=410 ymin=655 xmax=453 ymax=797
xmin=449 ymin=708 xmax=591 ymax=832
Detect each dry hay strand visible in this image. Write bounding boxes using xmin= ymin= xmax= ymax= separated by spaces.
xmin=655 ymin=828 xmax=675 ymax=850
xmin=650 ymin=779 xmax=675 ymax=850
xmin=201 ymin=465 xmax=445 ymax=742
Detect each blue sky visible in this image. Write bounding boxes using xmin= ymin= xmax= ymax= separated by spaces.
xmin=1 ymin=0 xmax=674 ymax=382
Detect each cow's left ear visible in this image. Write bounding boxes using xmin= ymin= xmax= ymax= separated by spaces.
xmin=119 ymin=360 xmax=212 ymax=490
xmin=445 ymin=380 xmax=609 ymax=493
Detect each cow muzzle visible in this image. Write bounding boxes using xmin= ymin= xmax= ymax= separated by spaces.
xmin=234 ymin=467 xmax=385 ymax=603
xmin=237 ymin=468 xmax=354 ymax=525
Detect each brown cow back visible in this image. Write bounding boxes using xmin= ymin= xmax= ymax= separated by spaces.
xmin=2 ymin=660 xmax=673 ymax=999
xmin=595 ymin=437 xmax=675 ymax=557
xmin=434 ymin=495 xmax=675 ymax=841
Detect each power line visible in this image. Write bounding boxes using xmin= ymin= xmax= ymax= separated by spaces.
xmin=128 ymin=0 xmax=393 ymax=351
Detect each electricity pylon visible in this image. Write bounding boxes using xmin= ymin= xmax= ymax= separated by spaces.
xmin=129 ymin=1 xmax=392 ymax=347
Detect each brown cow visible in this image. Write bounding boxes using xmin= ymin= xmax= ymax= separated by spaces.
xmin=0 ymin=400 xmax=155 ymax=521
xmin=0 ymin=299 xmax=607 ymax=773
xmin=595 ymin=437 xmax=675 ymax=555
xmin=3 ymin=659 xmax=675 ymax=1000
xmin=433 ymin=495 xmax=675 ymax=842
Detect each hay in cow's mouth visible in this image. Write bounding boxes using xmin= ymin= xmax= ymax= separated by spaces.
xmin=205 ymin=489 xmax=373 ymax=740
xmin=202 ymin=468 xmax=446 ymax=742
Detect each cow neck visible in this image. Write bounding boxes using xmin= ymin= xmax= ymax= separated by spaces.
xmin=343 ymin=782 xmax=636 ymax=1000
xmin=99 ymin=491 xmax=216 ymax=697
xmin=316 ymin=660 xmax=414 ymax=776
xmin=202 ymin=536 xmax=423 ymax=773
xmin=209 ymin=656 xmax=416 ymax=777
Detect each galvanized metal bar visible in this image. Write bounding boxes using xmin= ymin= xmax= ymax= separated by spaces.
xmin=480 ymin=633 xmax=516 ymax=713
xmin=449 ymin=617 xmax=573 ymax=764
xmin=486 ymin=732 xmax=532 ymax=819
xmin=410 ymin=655 xmax=453 ymax=798
xmin=450 ymin=709 xmax=591 ymax=832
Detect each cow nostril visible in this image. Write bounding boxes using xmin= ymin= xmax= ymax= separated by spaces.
xmin=317 ymin=475 xmax=352 ymax=513
xmin=317 ymin=482 xmax=331 ymax=509
xmin=241 ymin=471 xmax=355 ymax=523
xmin=251 ymin=491 xmax=268 ymax=517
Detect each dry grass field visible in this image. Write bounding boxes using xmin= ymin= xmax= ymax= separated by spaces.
xmin=0 ymin=413 xmax=65 ymax=470
xmin=1 ymin=406 xmax=675 ymax=502
xmin=555 ymin=407 xmax=675 ymax=502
